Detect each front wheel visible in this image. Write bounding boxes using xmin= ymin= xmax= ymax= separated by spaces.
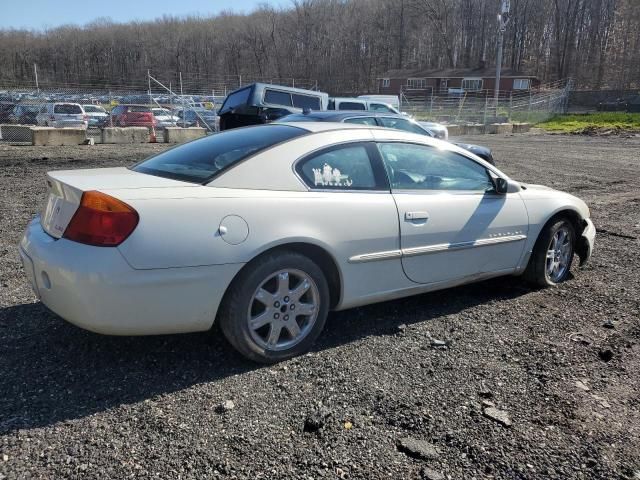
xmin=524 ymin=218 xmax=575 ymax=287
xmin=218 ymin=251 xmax=330 ymax=363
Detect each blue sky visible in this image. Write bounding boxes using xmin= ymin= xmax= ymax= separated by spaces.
xmin=1 ymin=0 xmax=286 ymax=30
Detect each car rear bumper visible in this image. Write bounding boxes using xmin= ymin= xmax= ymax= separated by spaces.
xmin=19 ymin=217 xmax=244 ymax=335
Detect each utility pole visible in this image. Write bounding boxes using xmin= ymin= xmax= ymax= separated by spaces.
xmin=494 ymin=0 xmax=510 ymax=109
xmin=34 ymin=63 xmax=39 ymax=94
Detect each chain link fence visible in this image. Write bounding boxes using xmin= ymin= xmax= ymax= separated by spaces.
xmin=399 ymin=79 xmax=572 ymax=125
xmin=0 ymin=72 xmax=319 ymax=144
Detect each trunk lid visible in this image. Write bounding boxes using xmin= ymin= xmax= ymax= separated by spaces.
xmin=40 ymin=167 xmax=196 ymax=238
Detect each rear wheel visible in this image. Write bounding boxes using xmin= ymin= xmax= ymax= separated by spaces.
xmin=218 ymin=251 xmax=330 ymax=363
xmin=524 ymin=218 xmax=575 ymax=287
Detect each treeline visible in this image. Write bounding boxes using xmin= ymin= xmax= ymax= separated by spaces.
xmin=0 ymin=0 xmax=638 ymax=93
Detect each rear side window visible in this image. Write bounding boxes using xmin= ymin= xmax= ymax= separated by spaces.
xmin=296 ymin=143 xmax=385 ymax=190
xmin=219 ymin=87 xmax=251 ymax=114
xmin=133 ymin=125 xmax=307 ymax=183
xmin=54 ymin=104 xmax=82 ymax=114
xmin=344 ymin=117 xmax=377 ymax=126
xmin=264 ymin=89 xmax=293 ymax=107
xmin=369 ymin=103 xmax=394 ymax=112
xmin=292 ymin=94 xmax=321 ymax=110
xmin=338 ymin=102 xmax=366 ymax=110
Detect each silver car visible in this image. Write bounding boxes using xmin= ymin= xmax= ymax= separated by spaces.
xmin=36 ymin=103 xmax=87 ymax=128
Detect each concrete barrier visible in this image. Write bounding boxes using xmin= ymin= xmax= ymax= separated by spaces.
xmin=446 ymin=125 xmax=462 ymax=136
xmin=484 ymin=123 xmax=513 ymax=134
xmin=512 ymin=123 xmax=532 ymax=133
xmin=101 ymin=127 xmax=149 ymax=144
xmin=164 ymin=127 xmax=206 ymax=144
xmin=462 ymin=124 xmax=485 ymax=135
xmin=31 ymin=127 xmax=87 ymax=146
xmin=0 ymin=124 xmax=34 ymax=143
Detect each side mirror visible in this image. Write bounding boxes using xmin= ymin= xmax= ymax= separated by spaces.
xmin=493 ymin=176 xmax=509 ymax=194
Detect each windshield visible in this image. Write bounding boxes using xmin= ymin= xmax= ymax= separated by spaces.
xmin=219 ymin=86 xmax=252 ymax=114
xmin=132 ymin=124 xmax=307 ymax=183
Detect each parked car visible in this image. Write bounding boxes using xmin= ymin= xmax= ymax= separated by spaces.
xmin=218 ymin=83 xmax=329 ymax=130
xmin=82 ymin=105 xmax=109 ymax=127
xmin=0 ymin=102 xmax=15 ymax=123
xmin=20 ymin=123 xmax=595 ymax=363
xmin=36 ymin=103 xmax=88 ymax=128
xmin=109 ymin=105 xmax=156 ymax=128
xmin=278 ymin=111 xmax=496 ymax=165
xmin=152 ymin=108 xmax=179 ymax=129
xmin=9 ymin=104 xmax=40 ymax=125
xmin=328 ymin=97 xmax=401 ymax=114
xmin=175 ymin=107 xmax=219 ymax=130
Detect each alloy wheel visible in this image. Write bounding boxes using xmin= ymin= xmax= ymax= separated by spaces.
xmin=247 ymin=269 xmax=320 ymax=351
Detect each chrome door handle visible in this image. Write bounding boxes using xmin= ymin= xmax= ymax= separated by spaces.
xmin=405 ymin=211 xmax=429 ymax=221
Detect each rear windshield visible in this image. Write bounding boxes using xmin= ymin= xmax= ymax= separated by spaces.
xmin=128 ymin=106 xmax=151 ymax=113
xmin=83 ymin=105 xmax=105 ymax=113
xmin=132 ymin=125 xmax=307 ymax=183
xmin=54 ymin=104 xmax=82 ymax=114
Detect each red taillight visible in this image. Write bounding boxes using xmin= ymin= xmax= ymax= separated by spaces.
xmin=63 ymin=191 xmax=139 ymax=247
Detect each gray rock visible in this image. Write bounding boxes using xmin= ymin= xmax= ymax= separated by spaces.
xmin=421 ymin=467 xmax=445 ymax=480
xmin=397 ymin=437 xmax=439 ymax=460
xmin=483 ymin=407 xmax=512 ymax=427
xmin=215 ymin=400 xmax=235 ymax=413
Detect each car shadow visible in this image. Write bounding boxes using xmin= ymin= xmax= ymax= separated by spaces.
xmin=0 ymin=276 xmax=533 ymax=434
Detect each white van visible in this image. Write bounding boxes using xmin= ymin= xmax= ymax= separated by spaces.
xmin=328 ymin=97 xmax=401 ymax=114
xmin=36 ymin=103 xmax=88 ymax=128
xmin=357 ymin=94 xmax=401 ymax=110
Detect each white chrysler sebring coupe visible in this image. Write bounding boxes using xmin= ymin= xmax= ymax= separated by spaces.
xmin=20 ymin=123 xmax=595 ymax=362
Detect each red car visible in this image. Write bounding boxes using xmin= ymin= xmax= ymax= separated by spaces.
xmin=109 ymin=105 xmax=156 ymax=127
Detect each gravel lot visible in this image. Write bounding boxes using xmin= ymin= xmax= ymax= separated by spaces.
xmin=1 ymin=133 xmax=639 ymax=479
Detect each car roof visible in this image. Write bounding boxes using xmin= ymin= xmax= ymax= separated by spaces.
xmin=275 ymin=121 xmax=374 ymax=133
xmin=281 ymin=111 xmax=407 ymax=121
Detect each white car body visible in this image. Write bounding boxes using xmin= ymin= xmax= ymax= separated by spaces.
xmin=36 ymin=103 xmax=88 ymax=128
xmin=419 ymin=121 xmax=449 ymax=140
xmin=152 ymin=108 xmax=179 ymax=128
xmin=19 ymin=123 xmax=595 ymax=341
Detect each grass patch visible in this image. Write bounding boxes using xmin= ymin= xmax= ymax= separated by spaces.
xmin=537 ymin=113 xmax=640 ymax=133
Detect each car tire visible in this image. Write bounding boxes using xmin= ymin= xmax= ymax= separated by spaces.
xmin=524 ymin=218 xmax=575 ymax=287
xmin=218 ymin=251 xmax=330 ymax=363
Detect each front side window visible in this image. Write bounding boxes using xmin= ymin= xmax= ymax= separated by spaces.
xmin=378 ymin=142 xmax=493 ymax=192
xmin=264 ymin=89 xmax=293 ymax=107
xmin=296 ymin=143 xmax=382 ymax=190
xmin=133 ymin=125 xmax=306 ymax=183
xmin=378 ymin=117 xmax=427 ymax=135
xmin=292 ymin=94 xmax=321 ymax=110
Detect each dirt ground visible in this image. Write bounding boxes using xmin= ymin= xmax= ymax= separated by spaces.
xmin=0 ymin=133 xmax=639 ymax=479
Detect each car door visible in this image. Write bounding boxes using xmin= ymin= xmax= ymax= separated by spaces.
xmin=376 ymin=141 xmax=528 ymax=285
